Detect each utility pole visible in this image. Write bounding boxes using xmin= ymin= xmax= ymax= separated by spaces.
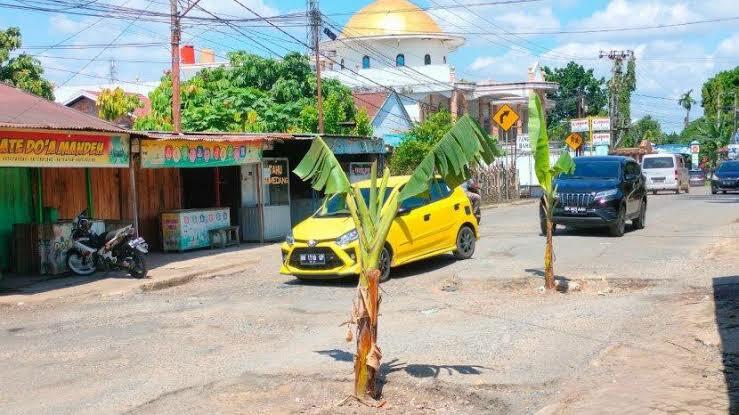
xmin=308 ymin=0 xmax=324 ymax=134
xmin=108 ymin=58 xmax=117 ymax=83
xmin=600 ymin=50 xmax=634 ymax=148
xmin=170 ymin=0 xmax=201 ymax=134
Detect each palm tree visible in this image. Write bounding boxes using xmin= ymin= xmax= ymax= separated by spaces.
xmin=530 ymin=93 xmax=575 ymax=290
xmin=678 ymin=89 xmax=697 ymax=130
xmin=293 ymin=115 xmax=499 ymax=399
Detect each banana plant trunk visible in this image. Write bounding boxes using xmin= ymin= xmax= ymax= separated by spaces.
xmin=354 ymin=269 xmax=381 ymax=398
xmin=543 ymin=196 xmax=555 ymax=290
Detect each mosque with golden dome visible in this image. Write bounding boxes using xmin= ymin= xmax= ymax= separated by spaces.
xmin=321 ymin=0 xmax=557 ymax=148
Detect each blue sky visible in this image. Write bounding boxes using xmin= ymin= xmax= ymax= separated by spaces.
xmin=3 ymin=0 xmax=738 ymax=132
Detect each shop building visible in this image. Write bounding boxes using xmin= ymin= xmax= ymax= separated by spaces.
xmin=0 ymin=83 xmax=134 ymax=274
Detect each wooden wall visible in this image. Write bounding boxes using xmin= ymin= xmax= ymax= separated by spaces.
xmin=122 ymin=164 xmax=182 ymax=250
xmin=39 ymin=166 xmax=182 ymax=251
xmin=92 ymin=168 xmax=126 ymax=220
xmin=42 ymin=168 xmax=87 ymax=219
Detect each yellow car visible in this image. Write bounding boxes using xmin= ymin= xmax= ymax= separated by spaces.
xmin=280 ymin=176 xmax=479 ymax=282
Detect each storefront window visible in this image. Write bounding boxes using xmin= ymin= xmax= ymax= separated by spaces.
xmin=262 ymin=159 xmax=289 ymax=206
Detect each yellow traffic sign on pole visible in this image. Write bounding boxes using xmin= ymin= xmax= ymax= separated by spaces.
xmin=492 ymin=104 xmax=519 ymax=131
xmin=565 ymin=133 xmax=583 ymax=150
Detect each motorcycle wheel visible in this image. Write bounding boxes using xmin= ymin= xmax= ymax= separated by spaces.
xmin=130 ymin=251 xmax=148 ymax=279
xmin=67 ymin=250 xmax=97 ymax=276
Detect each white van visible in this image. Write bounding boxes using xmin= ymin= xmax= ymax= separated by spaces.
xmin=641 ymin=153 xmax=690 ymax=194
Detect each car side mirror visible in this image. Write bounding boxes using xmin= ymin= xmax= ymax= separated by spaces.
xmin=397 ymin=207 xmax=411 ymax=216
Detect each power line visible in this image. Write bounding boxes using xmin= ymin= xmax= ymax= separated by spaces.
xmin=10 ymin=0 xmax=156 ymax=121
xmin=324 ymin=0 xmax=544 ymax=17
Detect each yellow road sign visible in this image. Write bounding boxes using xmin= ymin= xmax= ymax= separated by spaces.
xmin=565 ymin=133 xmax=583 ymax=150
xmin=492 ymin=104 xmax=519 ymax=131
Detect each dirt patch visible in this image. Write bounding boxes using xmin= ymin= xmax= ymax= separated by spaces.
xmin=461 ymin=277 xmax=664 ymax=296
xmin=126 ymin=372 xmax=520 ymax=414
xmin=542 ymin=290 xmax=731 ymax=414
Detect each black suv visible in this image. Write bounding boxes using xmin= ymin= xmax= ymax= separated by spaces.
xmin=540 ymin=156 xmax=647 ymax=237
xmin=711 ymin=160 xmax=739 ymax=194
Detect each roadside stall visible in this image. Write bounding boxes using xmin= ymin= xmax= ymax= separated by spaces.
xmin=0 ymin=83 xmax=132 ymax=275
xmin=139 ymin=132 xmax=286 ymax=248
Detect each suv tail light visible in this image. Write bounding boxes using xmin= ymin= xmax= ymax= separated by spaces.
xmin=675 ymin=169 xmax=679 ymax=179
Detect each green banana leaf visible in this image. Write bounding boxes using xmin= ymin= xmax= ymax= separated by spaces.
xmin=398 ymin=114 xmax=500 ymax=202
xmin=528 ymin=94 xmax=574 ymax=195
xmin=293 ymin=136 xmax=351 ymax=195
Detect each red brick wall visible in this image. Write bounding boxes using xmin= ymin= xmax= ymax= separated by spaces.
xmin=68 ymin=97 xmax=98 ymax=117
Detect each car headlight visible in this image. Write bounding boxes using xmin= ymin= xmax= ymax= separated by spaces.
xmin=336 ymin=229 xmax=359 ymax=247
xmin=285 ymin=231 xmax=295 ymax=246
xmin=594 ymin=189 xmax=619 ymax=200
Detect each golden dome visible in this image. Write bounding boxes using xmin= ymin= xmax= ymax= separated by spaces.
xmin=341 ymin=0 xmax=443 ymax=38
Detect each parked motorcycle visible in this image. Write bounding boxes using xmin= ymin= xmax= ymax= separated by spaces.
xmin=463 ymin=180 xmax=482 ymax=224
xmin=66 ymin=210 xmax=149 ymax=278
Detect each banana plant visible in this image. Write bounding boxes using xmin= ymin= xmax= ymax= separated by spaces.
xmin=293 ymin=114 xmax=499 ymax=398
xmin=528 ymin=93 xmax=575 ymax=291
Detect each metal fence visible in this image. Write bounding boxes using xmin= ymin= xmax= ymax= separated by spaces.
xmin=471 ymin=163 xmax=519 ymax=204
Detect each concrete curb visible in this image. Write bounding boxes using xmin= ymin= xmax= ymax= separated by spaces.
xmin=481 ymin=198 xmax=537 ymax=211
xmin=139 ymin=260 xmax=259 ymax=292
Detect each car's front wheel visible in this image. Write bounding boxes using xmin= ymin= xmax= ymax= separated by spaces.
xmin=609 ymin=205 xmax=626 ymax=237
xmin=453 ymin=226 xmax=476 ymax=260
xmin=632 ymin=199 xmax=647 ymax=230
xmin=378 ymin=246 xmax=392 ymax=282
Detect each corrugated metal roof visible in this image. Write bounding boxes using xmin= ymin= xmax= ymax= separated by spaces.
xmin=141 ymin=131 xmax=295 ymax=141
xmin=0 ymin=82 xmax=127 ymax=133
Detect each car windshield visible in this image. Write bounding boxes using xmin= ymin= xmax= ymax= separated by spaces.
xmin=560 ymin=160 xmax=621 ymax=180
xmin=717 ymin=161 xmax=739 ymax=173
xmin=643 ymin=157 xmax=674 ymax=169
xmin=315 ymin=187 xmax=395 ymax=217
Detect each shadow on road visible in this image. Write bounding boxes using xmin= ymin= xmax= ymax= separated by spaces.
xmin=315 ymin=350 xmax=486 ymax=396
xmin=712 ymin=275 xmax=739 ymax=414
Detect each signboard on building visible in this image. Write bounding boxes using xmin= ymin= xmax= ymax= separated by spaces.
xmin=591 ymin=117 xmax=611 ymax=131
xmin=349 ymin=162 xmax=373 ymax=183
xmin=592 ymin=132 xmax=611 ymax=146
xmin=516 ymin=134 xmax=531 ymax=154
xmin=141 ymin=139 xmax=261 ymax=168
xmin=570 ymin=118 xmax=589 ymax=133
xmin=162 ymin=208 xmax=230 ymax=252
xmin=0 ymin=130 xmax=129 ymax=168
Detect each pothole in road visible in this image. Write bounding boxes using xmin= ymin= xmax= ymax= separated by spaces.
xmin=438 ymin=277 xmax=666 ymax=296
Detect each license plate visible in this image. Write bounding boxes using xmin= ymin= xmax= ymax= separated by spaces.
xmin=300 ymin=253 xmax=325 ymax=265
xmin=652 ymin=177 xmax=665 ymax=182
xmin=564 ymin=206 xmax=586 ymax=213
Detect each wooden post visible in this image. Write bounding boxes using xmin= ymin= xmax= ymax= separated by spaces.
xmin=214 ymin=167 xmax=221 ymax=207
xmin=170 ymin=0 xmax=182 ymax=133
xmin=85 ymin=168 xmax=94 ymax=218
xmin=35 ymin=167 xmax=43 ymax=224
xmin=129 ymin=155 xmax=139 ymax=237
xmin=256 ymin=162 xmax=264 ymax=244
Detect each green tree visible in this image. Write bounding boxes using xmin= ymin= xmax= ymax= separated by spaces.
xmin=530 ymin=93 xmax=575 ymax=291
xmin=389 ymin=111 xmax=458 ymax=174
xmin=134 ymin=52 xmax=366 ymax=135
xmin=293 ymin=114 xmax=499 ymax=399
xmin=96 ymin=87 xmax=142 ymax=122
xmin=625 ymin=115 xmax=663 ymax=147
xmin=678 ymin=89 xmax=697 ymax=130
xmin=0 ymin=27 xmax=54 ymax=100
xmin=352 ymin=108 xmax=373 ymax=137
xmin=542 ymin=62 xmax=608 ymax=142
xmin=701 ymin=66 xmax=739 ymax=121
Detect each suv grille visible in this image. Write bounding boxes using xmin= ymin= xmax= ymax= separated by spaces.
xmin=288 ymin=247 xmax=343 ymax=270
xmin=559 ymin=192 xmax=594 ymax=207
